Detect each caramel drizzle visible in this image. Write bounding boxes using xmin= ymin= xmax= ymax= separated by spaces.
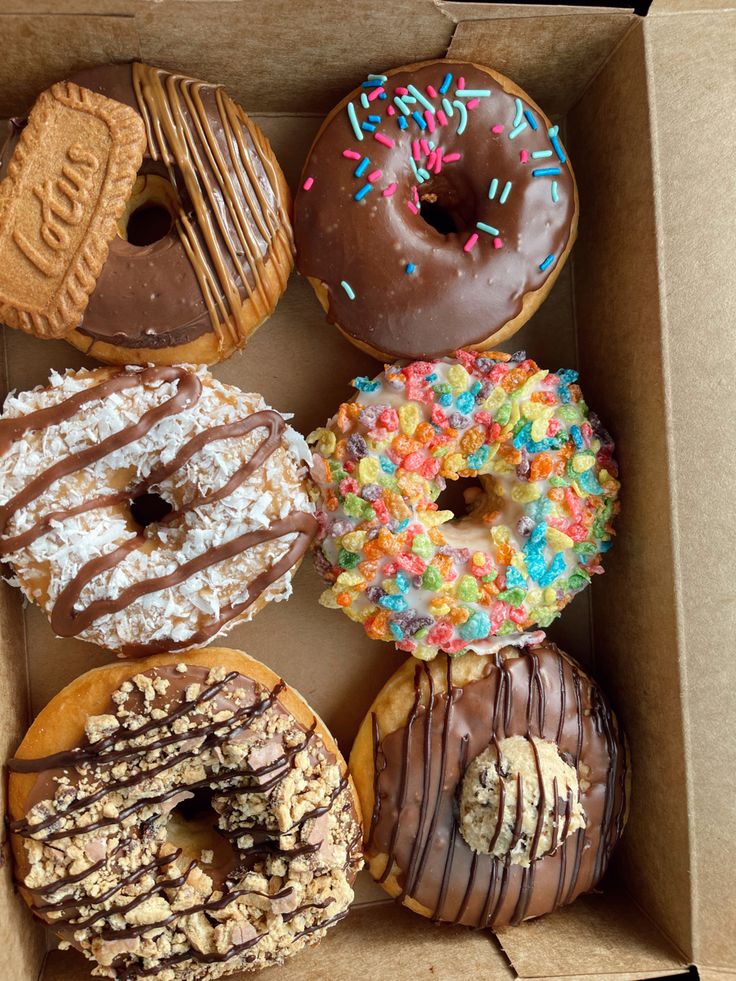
xmin=369 ymin=648 xmax=629 ymax=928
xmin=0 ymin=366 xmax=317 ymax=655
xmin=12 ymin=670 xmax=357 ymax=973
xmin=132 ymin=64 xmax=292 ymax=352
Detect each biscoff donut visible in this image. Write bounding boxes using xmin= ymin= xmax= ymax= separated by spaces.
xmin=8 ymin=648 xmax=363 ymax=979
xmin=0 ymin=364 xmax=316 ymax=656
xmin=350 ymin=644 xmax=628 ymax=929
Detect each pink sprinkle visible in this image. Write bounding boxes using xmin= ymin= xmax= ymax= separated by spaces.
xmin=382 ymin=182 xmax=398 ymax=197
xmin=424 ymin=110 xmax=435 ymax=133
xmin=437 ymin=109 xmax=448 ymax=126
xmin=420 ymin=138 xmax=431 ymax=156
xmin=407 ymin=200 xmax=419 ymax=215
xmin=412 ymin=186 xmax=420 ymax=204
xmin=443 ymin=152 xmax=461 ymax=163
xmin=458 ymin=76 xmax=466 ymax=89
xmin=412 ymin=140 xmax=421 ymax=161
xmin=374 ymin=131 xmax=395 ymax=148
xmin=302 ymin=176 xmax=314 ymax=191
xmin=367 ymin=169 xmax=382 ymax=182
xmin=434 ymin=147 xmax=443 ymax=174
xmin=463 ymin=233 xmax=478 ymax=252
xmin=395 ymin=86 xmax=409 ymax=95
xmin=342 ymin=149 xmax=361 ymax=159
xmin=466 ymin=98 xmax=480 ymax=110
xmin=426 ymin=150 xmax=437 ymax=171
xmin=426 ymin=84 xmax=438 ymax=97
xmin=520 ymin=149 xmax=529 ymax=163
xmin=492 ymin=124 xmax=504 ymax=134
xmin=493 ymin=237 xmax=503 ymax=249
xmin=387 ymin=105 xmax=396 ymax=115
xmin=368 ymin=86 xmax=385 ymax=101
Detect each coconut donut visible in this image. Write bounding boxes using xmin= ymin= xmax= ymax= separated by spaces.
xmin=350 ymin=644 xmax=629 ymax=928
xmin=0 ymin=364 xmax=317 ymax=657
xmin=294 ymin=60 xmax=577 ymax=360
xmin=8 ymin=648 xmax=363 ymax=979
xmin=307 ymin=351 xmax=619 ymax=659
xmin=0 ymin=63 xmax=293 ymax=366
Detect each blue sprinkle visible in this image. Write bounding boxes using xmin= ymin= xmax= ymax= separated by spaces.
xmin=506 ymin=567 xmax=526 ymax=589
xmin=361 ymin=122 xmax=376 ymax=133
xmin=379 ymin=92 xmax=388 ymax=100
xmin=368 ymin=73 xmax=388 ymax=82
xmin=488 ymin=178 xmax=498 ymax=200
xmin=379 ymin=594 xmax=408 ymax=612
xmin=551 ymin=181 xmax=559 ymax=203
xmin=425 ymin=373 xmax=438 ymax=382
xmin=354 ymin=156 xmax=370 ymax=177
xmin=467 ymin=445 xmax=489 ymax=470
xmin=396 ymin=571 xmax=410 ymax=593
xmin=406 ymin=262 xmax=415 ymax=274
xmin=389 ymin=622 xmax=404 ymax=641
xmin=353 ymin=375 xmax=379 ymax=390
xmin=408 ymin=84 xmax=436 ymax=115
xmin=538 ymin=553 xmax=567 ymax=588
xmin=347 ymin=102 xmax=363 ymax=142
xmin=380 ymin=456 xmax=397 ymax=474
xmin=455 ymin=89 xmax=491 ymax=98
xmin=456 ymin=391 xmax=474 ymax=414
xmin=411 ymin=111 xmax=427 ymax=130
xmin=398 ymin=117 xmax=408 ymax=130
xmin=396 ymin=517 xmax=410 ymax=532
xmin=499 ymin=181 xmax=512 ymax=204
xmin=439 ymin=72 xmax=453 ymax=94
xmin=470 ymin=380 xmax=482 ymax=395
xmin=402 ymin=95 xmax=417 ymax=104
xmin=524 ymin=109 xmax=538 ymax=130
xmin=453 ymin=100 xmax=468 ymax=135
xmin=362 ymin=79 xmax=383 ymax=88
xmin=409 ymin=157 xmax=425 ymax=183
xmin=532 ymin=149 xmax=553 ymax=159
xmin=558 ymin=368 xmax=579 ymax=384
xmin=513 ymin=422 xmax=532 ymax=450
xmin=549 ymin=126 xmax=567 ymax=163
xmin=576 ymin=469 xmax=604 ymax=495
xmin=394 ymin=96 xmax=411 ymax=115
xmin=513 ymin=98 xmax=524 ymax=127
xmin=341 ymin=280 xmax=356 ymax=299
xmin=508 ymin=121 xmax=528 ymax=139
xmin=571 ymin=425 xmax=584 ymax=449
xmin=532 ymin=167 xmax=562 ymax=177
xmin=439 ymin=392 xmax=452 ymax=407
xmin=476 ymin=221 xmax=500 ymax=235
xmin=459 ymin=610 xmax=491 ymax=641
xmin=441 ymin=97 xmax=454 ymax=117
xmin=368 ymin=114 xmax=381 ymax=123
xmin=354 ymin=183 xmax=372 ymax=201
xmin=360 ymin=92 xmax=370 ymax=109
xmin=539 ymin=254 xmax=555 ymax=272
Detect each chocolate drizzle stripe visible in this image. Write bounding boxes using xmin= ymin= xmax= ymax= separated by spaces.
xmin=403 ymin=663 xmax=434 ymax=897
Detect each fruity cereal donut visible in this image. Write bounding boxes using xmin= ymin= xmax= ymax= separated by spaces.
xmin=308 ymin=352 xmax=619 ymax=660
xmin=294 ymin=60 xmax=577 ymax=360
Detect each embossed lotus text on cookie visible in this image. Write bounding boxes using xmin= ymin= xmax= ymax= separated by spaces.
xmin=0 ymin=82 xmax=146 ymax=338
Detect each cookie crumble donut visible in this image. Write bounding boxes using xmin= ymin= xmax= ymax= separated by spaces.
xmin=350 ymin=644 xmax=629 ymax=928
xmin=0 ymin=364 xmax=316 ymax=656
xmin=8 ymin=648 xmax=363 ymax=979
xmin=308 ymin=351 xmax=619 ymax=660
xmin=0 ymin=63 xmax=294 ymax=366
xmin=294 ymin=60 xmax=577 ymax=360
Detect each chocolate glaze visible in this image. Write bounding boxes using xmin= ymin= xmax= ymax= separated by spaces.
xmin=368 ymin=646 xmax=627 ymax=928
xmin=0 ymin=63 xmax=292 ymax=351
xmin=11 ymin=665 xmax=362 ymax=977
xmin=294 ymin=62 xmax=576 ymax=359
xmin=0 ymin=366 xmax=317 ymax=656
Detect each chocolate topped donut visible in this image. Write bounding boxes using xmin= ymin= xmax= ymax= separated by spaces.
xmin=0 ymin=63 xmax=293 ymax=366
xmin=294 ymin=60 xmax=577 ymax=360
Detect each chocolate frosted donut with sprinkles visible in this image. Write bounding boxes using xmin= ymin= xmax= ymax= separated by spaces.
xmin=294 ymin=60 xmax=577 ymax=360
xmin=0 ymin=365 xmax=317 ymax=657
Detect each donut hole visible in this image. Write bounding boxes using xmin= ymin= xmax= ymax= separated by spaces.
xmin=417 ymin=176 xmax=476 ymax=236
xmin=436 ymin=475 xmax=527 ymax=552
xmin=434 ymin=474 xmax=484 ymax=517
xmin=119 ymin=174 xmax=178 ymax=247
xmin=418 ymin=196 xmax=460 ymax=235
xmin=130 ymin=491 xmax=172 ymax=528
xmin=167 ymin=787 xmax=238 ymax=875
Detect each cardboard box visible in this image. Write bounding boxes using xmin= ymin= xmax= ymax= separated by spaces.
xmin=0 ymin=1 xmax=734 ymax=978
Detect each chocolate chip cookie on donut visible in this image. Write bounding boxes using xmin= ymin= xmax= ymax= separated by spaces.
xmin=8 ymin=647 xmax=363 ymax=979
xmin=0 ymin=364 xmax=317 ymax=657
xmin=294 ymin=60 xmax=577 ymax=359
xmin=350 ymin=644 xmax=629 ymax=928
xmin=0 ymin=63 xmax=293 ymax=365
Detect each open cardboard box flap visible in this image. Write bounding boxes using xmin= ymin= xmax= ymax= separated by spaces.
xmin=0 ymin=1 xmax=734 ymax=979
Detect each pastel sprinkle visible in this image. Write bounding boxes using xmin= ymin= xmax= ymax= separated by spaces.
xmin=443 ymin=152 xmax=461 ymax=163
xmin=520 ymin=150 xmax=530 ymax=163
xmin=347 ymin=102 xmax=363 ymax=141
xmin=354 ymin=183 xmax=372 ymax=201
xmin=420 ymin=138 xmax=431 ymax=156
xmin=532 ymin=149 xmax=554 ymax=159
xmin=439 ymin=72 xmax=453 ymax=94
xmin=549 ymin=126 xmax=567 ymax=162
xmin=488 ymin=178 xmax=499 ymax=199
xmin=412 ymin=111 xmax=427 ymax=130
xmin=394 ymin=96 xmax=411 ymax=115
xmin=374 ymin=132 xmax=395 ymax=148
xmin=407 ymin=200 xmax=419 ymax=215
xmin=458 ymin=76 xmax=466 ymax=89
xmin=456 ymin=89 xmax=491 ymax=98
xmin=408 ymin=84 xmax=436 ymax=115
xmin=540 ymin=254 xmax=555 ymax=271
xmin=342 ymin=149 xmax=361 ymax=159
xmin=368 ymin=73 xmax=388 ymax=82
xmin=477 ymin=221 xmax=500 ymax=235
xmin=368 ymin=86 xmax=385 ymax=102
xmin=492 ymin=124 xmax=504 ymax=133
xmin=409 ymin=157 xmax=424 ymax=183
xmin=551 ymin=181 xmax=559 ymax=203
xmin=340 ymin=280 xmax=355 ymax=299
xmin=368 ymin=114 xmax=381 ymax=123
xmin=382 ymin=182 xmax=398 ymax=197
xmin=426 ymin=150 xmax=437 ymax=171
xmin=425 ymin=110 xmax=436 ymax=133
xmin=524 ymin=109 xmax=538 ymax=130
xmin=493 ymin=237 xmax=503 ymax=249
xmin=387 ymin=105 xmax=396 ymax=116
xmin=513 ymin=98 xmax=524 ymax=127
xmin=395 ymin=86 xmax=409 ymax=95
xmin=437 ymin=109 xmax=448 ymax=126
xmin=453 ymin=100 xmax=468 ymax=135
xmin=367 ymin=169 xmax=382 ymax=182
xmin=361 ymin=122 xmax=376 ymax=132
xmin=406 ymin=262 xmax=415 ymax=274
xmin=360 ymin=92 xmax=370 ymax=109
xmin=442 ymin=97 xmax=454 ymax=117
xmin=509 ymin=121 xmax=528 ymax=139
xmin=532 ymin=167 xmax=562 ymax=177
xmin=398 ymin=117 xmax=408 ymax=130
xmin=499 ymin=181 xmax=512 ymax=204
xmin=302 ymin=176 xmax=314 ymax=191
xmin=354 ymin=156 xmax=370 ymax=177
xmin=418 ymin=167 xmax=431 ymax=180
xmin=463 ymin=233 xmax=479 ymax=252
